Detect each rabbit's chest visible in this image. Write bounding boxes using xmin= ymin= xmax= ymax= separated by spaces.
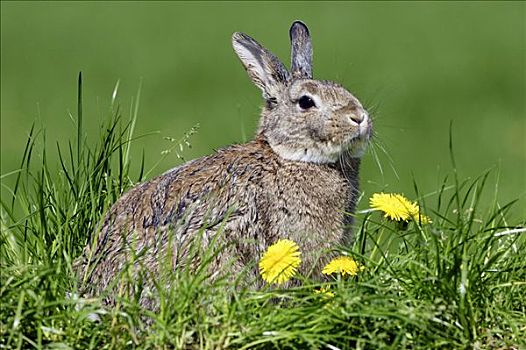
xmin=260 ymin=164 xmax=349 ymax=241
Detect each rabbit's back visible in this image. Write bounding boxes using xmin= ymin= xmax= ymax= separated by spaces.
xmin=79 ymin=138 xmax=351 ymax=300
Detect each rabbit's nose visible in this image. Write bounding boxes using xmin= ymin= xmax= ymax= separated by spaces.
xmin=349 ymin=113 xmax=364 ymax=125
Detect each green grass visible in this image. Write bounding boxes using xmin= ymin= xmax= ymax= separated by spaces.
xmin=1 ymin=79 xmax=525 ymax=349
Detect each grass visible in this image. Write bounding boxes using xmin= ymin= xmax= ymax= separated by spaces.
xmin=1 ymin=78 xmax=525 ymax=349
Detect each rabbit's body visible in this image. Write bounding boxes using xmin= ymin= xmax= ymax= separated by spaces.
xmin=81 ymin=138 xmax=359 ymax=304
xmin=77 ymin=21 xmax=371 ymax=306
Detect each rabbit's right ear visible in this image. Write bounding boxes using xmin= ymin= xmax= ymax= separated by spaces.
xmin=232 ymin=32 xmax=290 ymax=102
xmin=289 ymin=21 xmax=313 ymax=79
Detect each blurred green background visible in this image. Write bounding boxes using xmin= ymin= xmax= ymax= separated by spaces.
xmin=1 ymin=2 xmax=525 ymax=212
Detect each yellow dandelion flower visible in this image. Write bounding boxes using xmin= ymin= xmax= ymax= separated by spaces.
xmin=259 ymin=239 xmax=301 ymax=285
xmin=370 ymin=192 xmax=415 ymax=221
xmin=314 ymin=286 xmax=335 ymax=299
xmin=322 ymin=256 xmax=363 ymax=277
xmin=370 ymin=192 xmax=431 ymax=224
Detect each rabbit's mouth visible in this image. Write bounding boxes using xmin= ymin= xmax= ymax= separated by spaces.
xmin=346 ymin=110 xmax=371 ymax=139
xmin=342 ymin=123 xmax=372 ymax=158
xmin=340 ymin=117 xmax=372 ymax=158
xmin=344 ymin=137 xmax=370 ymax=158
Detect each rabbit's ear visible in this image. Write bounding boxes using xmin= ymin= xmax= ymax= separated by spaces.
xmin=232 ymin=32 xmax=290 ymax=101
xmin=289 ymin=21 xmax=313 ymax=79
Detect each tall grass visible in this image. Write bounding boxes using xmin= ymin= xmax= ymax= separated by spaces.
xmin=1 ymin=78 xmax=524 ymax=349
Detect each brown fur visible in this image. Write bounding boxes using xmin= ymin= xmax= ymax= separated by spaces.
xmin=76 ymin=21 xmax=371 ymax=308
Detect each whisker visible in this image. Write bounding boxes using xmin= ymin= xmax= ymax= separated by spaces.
xmin=372 ymin=136 xmax=400 ymax=181
xmin=369 ymin=142 xmax=384 ymax=179
xmin=338 ymin=146 xmax=358 ymax=184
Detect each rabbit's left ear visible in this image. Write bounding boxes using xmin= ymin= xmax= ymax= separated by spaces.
xmin=289 ymin=21 xmax=313 ymax=79
xmin=232 ymin=32 xmax=290 ymax=101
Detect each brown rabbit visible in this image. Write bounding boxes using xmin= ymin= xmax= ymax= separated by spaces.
xmin=77 ymin=21 xmax=372 ymax=308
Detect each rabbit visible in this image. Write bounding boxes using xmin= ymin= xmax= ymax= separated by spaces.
xmin=76 ymin=21 xmax=372 ymax=309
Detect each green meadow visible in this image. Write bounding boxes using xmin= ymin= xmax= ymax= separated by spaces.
xmin=1 ymin=2 xmax=525 ymax=349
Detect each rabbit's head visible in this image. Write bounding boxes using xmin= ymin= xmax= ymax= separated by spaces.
xmin=233 ymin=21 xmax=371 ymax=163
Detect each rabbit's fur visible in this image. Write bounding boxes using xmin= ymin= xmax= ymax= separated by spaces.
xmin=76 ymin=21 xmax=371 ymax=307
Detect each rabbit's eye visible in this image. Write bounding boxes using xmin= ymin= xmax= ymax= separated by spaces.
xmin=298 ymin=95 xmax=316 ymax=109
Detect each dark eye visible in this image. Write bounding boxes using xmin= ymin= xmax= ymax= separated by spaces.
xmin=298 ymin=95 xmax=316 ymax=109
